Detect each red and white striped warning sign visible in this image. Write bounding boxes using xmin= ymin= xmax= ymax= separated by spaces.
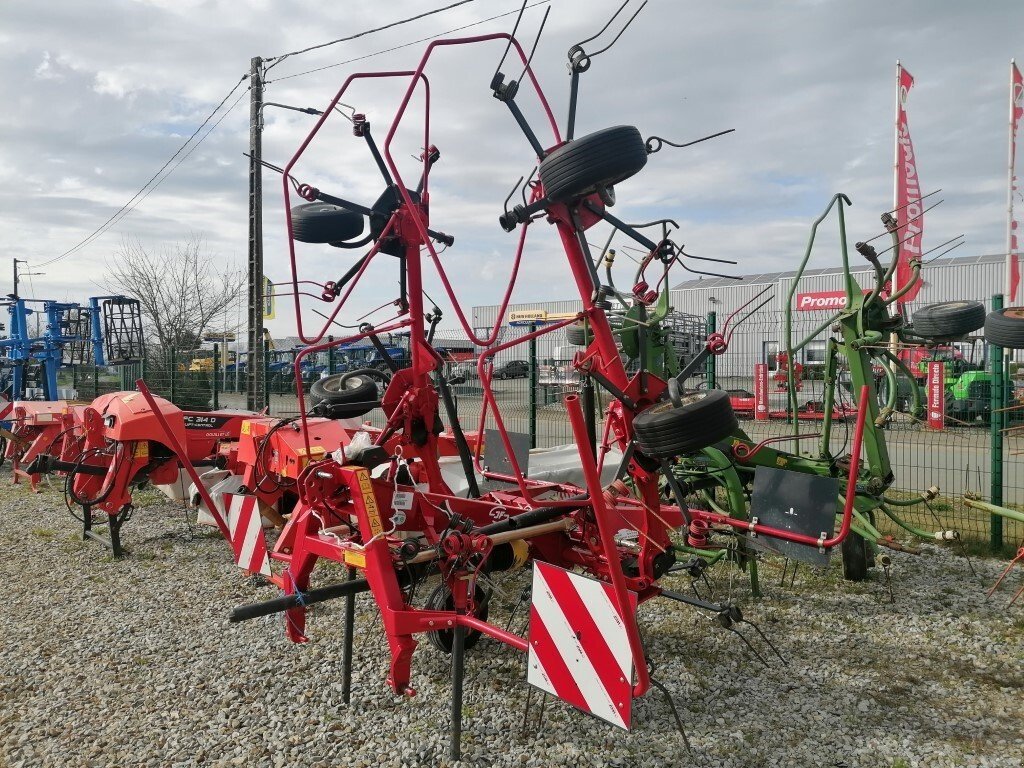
xmin=224 ymin=493 xmax=271 ymax=576
xmin=526 ymin=561 xmax=637 ymax=729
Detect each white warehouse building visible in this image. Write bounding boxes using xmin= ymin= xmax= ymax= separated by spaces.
xmin=470 ymin=252 xmax=1006 ymax=377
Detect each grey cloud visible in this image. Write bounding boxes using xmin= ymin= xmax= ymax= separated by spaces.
xmin=1 ymin=0 xmax=1021 ymax=336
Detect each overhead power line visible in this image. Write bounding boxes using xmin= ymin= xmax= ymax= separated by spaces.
xmin=269 ymin=0 xmax=550 ymax=83
xmin=264 ymin=0 xmax=478 ymax=71
xmin=38 ymin=74 xmax=250 ymax=269
xmin=40 ymin=0 xmax=546 ymax=268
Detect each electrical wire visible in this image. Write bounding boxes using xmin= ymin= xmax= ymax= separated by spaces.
xmin=37 ymin=74 xmax=250 ymax=269
xmin=268 ymin=1 xmax=550 ymax=83
xmin=264 ymin=0 xmax=479 ymax=70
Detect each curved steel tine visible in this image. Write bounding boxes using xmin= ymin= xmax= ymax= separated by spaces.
xmin=883 ymin=187 xmax=941 ymax=216
xmin=521 ymin=166 xmax=538 ymax=207
xmin=516 ymin=5 xmax=550 ymax=84
xmin=738 ymin=618 xmax=788 ymax=665
xmin=861 ymin=198 xmax=944 ymax=246
xmin=924 ymin=239 xmax=965 ymax=264
xmin=574 ymin=0 xmax=629 ymax=50
xmin=922 ymin=236 xmax=965 ymax=265
xmin=724 ymin=625 xmax=770 ymax=666
xmin=493 ymin=0 xmax=530 ymax=78
xmin=588 ymin=0 xmax=647 ymax=58
xmin=503 ymin=176 xmax=525 ymax=216
xmin=679 ymin=250 xmax=738 ymax=265
xmin=646 ymin=128 xmax=735 ymax=154
xmin=622 ymin=217 xmax=680 ymax=230
xmin=679 ymin=261 xmax=742 ymax=280
xmin=332 ymin=103 xmax=357 ymax=123
xmin=648 ymin=676 xmax=692 ymax=752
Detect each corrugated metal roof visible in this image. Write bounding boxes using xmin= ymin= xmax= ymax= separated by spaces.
xmin=671 ymin=252 xmax=1006 ymax=290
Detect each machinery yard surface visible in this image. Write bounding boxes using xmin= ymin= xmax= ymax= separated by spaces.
xmin=1 ymin=483 xmax=1021 ymax=768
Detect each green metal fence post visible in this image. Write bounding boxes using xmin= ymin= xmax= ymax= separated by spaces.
xmin=169 ymin=348 xmax=176 ymax=404
xmin=706 ymin=311 xmax=717 ymax=389
xmin=529 ymin=322 xmax=538 ymax=449
xmin=72 ymin=365 xmax=78 ymax=390
xmin=263 ymin=338 xmax=271 ymax=411
xmin=212 ymin=345 xmax=220 ymax=410
xmin=327 ymin=336 xmax=335 ymax=375
xmin=990 ymin=294 xmax=1004 ymax=552
xmin=93 ymin=363 xmax=99 ymax=399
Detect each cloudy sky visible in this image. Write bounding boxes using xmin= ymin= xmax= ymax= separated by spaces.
xmin=1 ymin=0 xmax=1021 ymax=341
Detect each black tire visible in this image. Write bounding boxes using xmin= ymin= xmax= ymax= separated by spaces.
xmin=539 ymin=126 xmax=647 ymax=203
xmin=308 ymin=373 xmax=379 ymax=418
xmin=290 ymin=203 xmax=365 ymax=244
xmin=911 ymin=301 xmax=985 ymax=340
xmin=633 ymin=390 xmax=738 ymax=459
xmin=424 ymin=583 xmax=489 ymax=654
xmin=841 ymin=531 xmax=869 ymax=582
xmin=984 ymin=307 xmax=1024 ymax=349
xmin=565 ymin=322 xmax=593 ymax=346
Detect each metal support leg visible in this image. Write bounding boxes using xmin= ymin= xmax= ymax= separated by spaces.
xmin=82 ymin=504 xmax=92 ymax=540
xmin=109 ymin=509 xmax=125 ymax=559
xmin=582 ymin=376 xmax=597 ymax=459
xmin=450 ymin=622 xmax=466 ymax=761
xmin=341 ymin=567 xmax=356 ymax=705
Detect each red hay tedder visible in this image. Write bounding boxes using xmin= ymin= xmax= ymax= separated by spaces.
xmin=21 ymin=5 xmax=881 ymax=757
xmin=21 ymin=392 xmax=254 ymax=556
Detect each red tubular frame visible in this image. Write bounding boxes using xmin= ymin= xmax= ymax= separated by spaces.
xmin=134 ymin=380 xmax=231 ymax=541
xmin=565 ymin=394 xmax=650 ymax=697
xmin=281 ymin=71 xmax=425 ymax=346
xmin=289 ymin=318 xmax=411 ymax=456
xmin=381 ymin=33 xmax=562 ymax=348
xmin=694 ymin=385 xmax=870 ymax=549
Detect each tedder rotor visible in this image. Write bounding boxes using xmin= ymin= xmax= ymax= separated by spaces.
xmin=212 ymin=8 xmax=875 ymax=757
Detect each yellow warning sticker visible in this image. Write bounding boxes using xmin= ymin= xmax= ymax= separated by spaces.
xmin=134 ymin=442 xmax=149 ymax=459
xmin=356 ymin=469 xmax=384 ymax=537
xmin=240 ymin=421 xmax=251 ymax=435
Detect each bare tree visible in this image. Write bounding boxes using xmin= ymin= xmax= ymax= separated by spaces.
xmin=106 ymin=235 xmax=244 ymax=351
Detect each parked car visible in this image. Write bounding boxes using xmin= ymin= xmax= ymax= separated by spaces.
xmin=493 ymin=360 xmax=529 ymax=380
xmin=446 ymin=362 xmax=477 ymax=385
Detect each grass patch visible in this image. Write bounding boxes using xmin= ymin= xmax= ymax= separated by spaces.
xmin=31 ymin=527 xmax=56 ymax=539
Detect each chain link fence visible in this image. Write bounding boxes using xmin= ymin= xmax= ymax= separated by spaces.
xmin=107 ymin=302 xmax=1023 ymax=552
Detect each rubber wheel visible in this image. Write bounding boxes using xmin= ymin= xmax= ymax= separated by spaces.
xmin=539 ymin=126 xmax=647 ymax=203
xmin=911 ymin=301 xmax=985 ymax=340
xmin=984 ymin=307 xmax=1024 ymax=349
xmin=308 ymin=373 xmax=378 ymax=418
xmin=633 ymin=390 xmax=739 ymax=459
xmin=424 ymin=583 xmax=489 ymax=654
xmin=841 ymin=531 xmax=869 ymax=582
xmin=565 ymin=322 xmax=593 ymax=346
xmin=290 ymin=203 xmax=365 ymax=244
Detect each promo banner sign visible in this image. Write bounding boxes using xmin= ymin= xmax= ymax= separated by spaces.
xmin=754 ymin=363 xmax=769 ymax=421
xmin=927 ymin=361 xmax=945 ymax=430
xmin=793 ymin=290 xmax=885 ymax=312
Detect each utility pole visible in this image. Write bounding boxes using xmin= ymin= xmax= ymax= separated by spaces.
xmin=246 ymin=56 xmax=266 ymax=411
xmin=12 ymin=258 xmax=26 ymax=300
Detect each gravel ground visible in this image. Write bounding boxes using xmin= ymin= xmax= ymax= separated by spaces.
xmin=1 ymin=481 xmax=1022 ymax=768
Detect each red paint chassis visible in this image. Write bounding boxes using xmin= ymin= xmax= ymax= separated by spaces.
xmin=204 ymin=31 xmax=868 ymax=740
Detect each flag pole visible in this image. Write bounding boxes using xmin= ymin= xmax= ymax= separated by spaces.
xmin=1008 ymin=59 xmax=1017 ymax=305
xmin=890 ymin=60 xmax=902 ymax=366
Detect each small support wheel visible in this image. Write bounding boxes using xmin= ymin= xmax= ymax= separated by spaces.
xmin=424 ymin=584 xmax=490 ymax=654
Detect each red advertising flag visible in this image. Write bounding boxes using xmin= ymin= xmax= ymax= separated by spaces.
xmin=754 ymin=363 xmax=769 ymax=421
xmin=926 ymin=362 xmax=945 ymax=430
xmin=895 ymin=65 xmax=924 ymax=303
xmin=1008 ymin=61 xmax=1023 ymax=303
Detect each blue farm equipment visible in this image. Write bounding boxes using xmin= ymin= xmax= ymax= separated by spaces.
xmin=0 ymin=295 xmax=144 ymax=401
